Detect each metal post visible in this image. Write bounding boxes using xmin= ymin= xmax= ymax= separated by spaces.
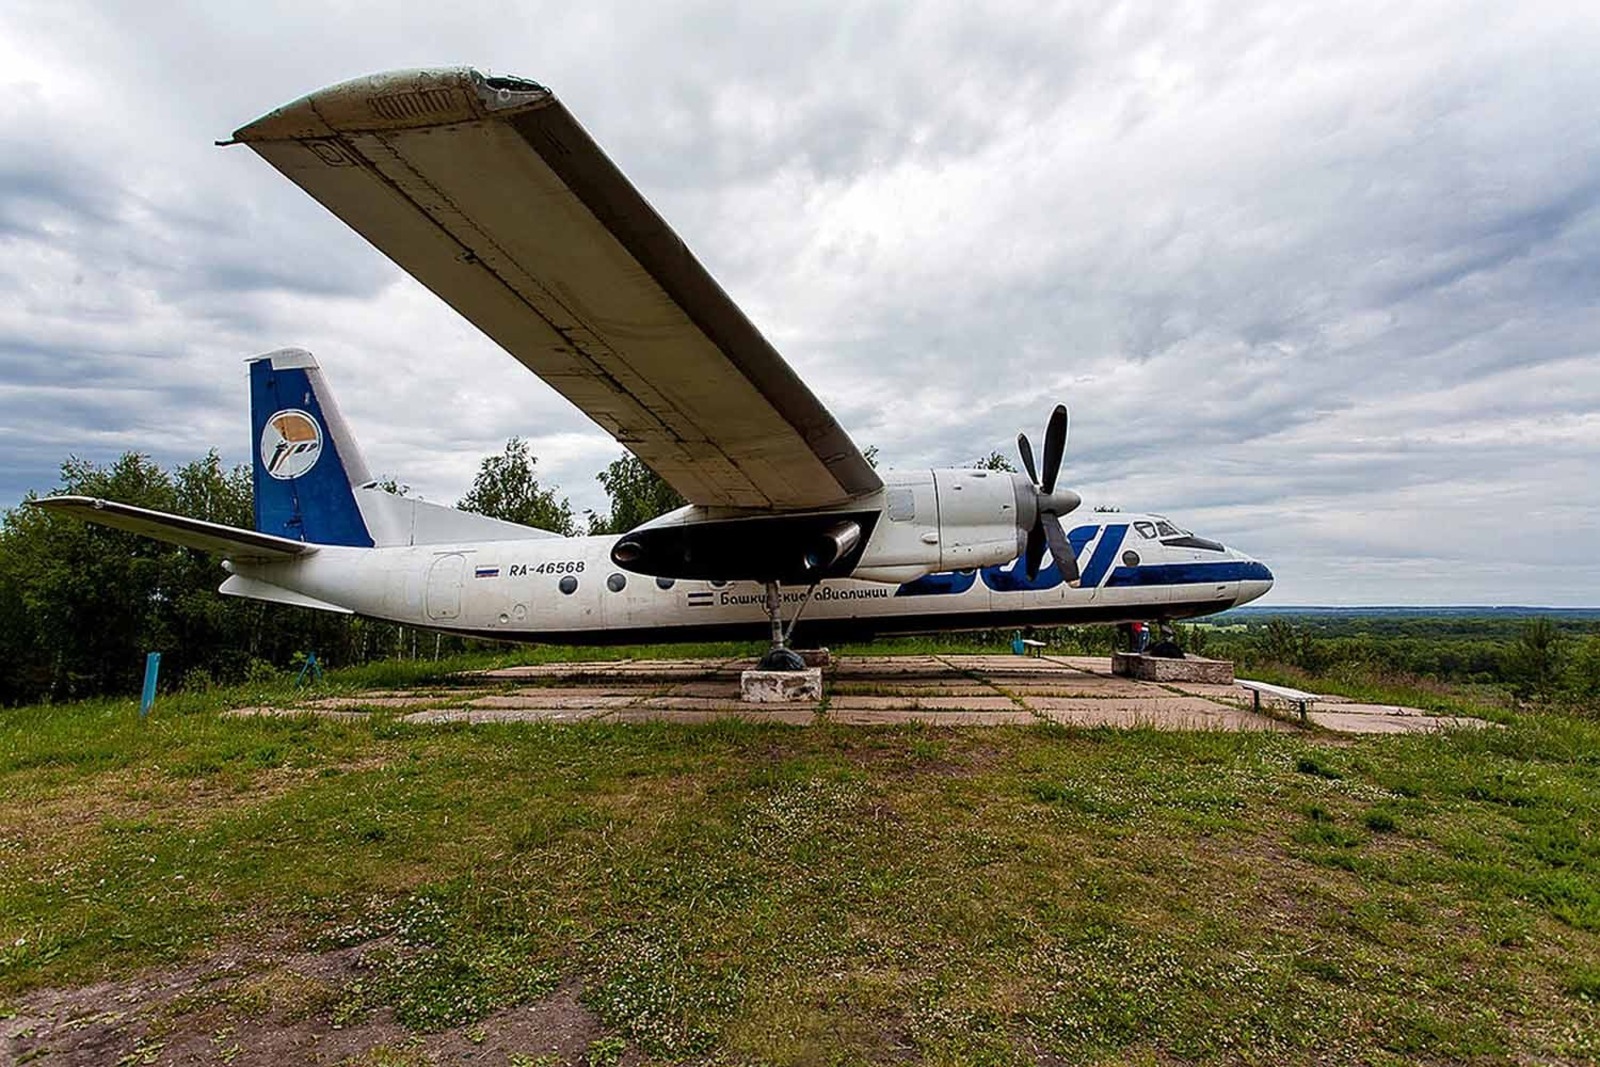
xmin=766 ymin=581 xmax=783 ymax=650
xmin=139 ymin=652 xmax=160 ymax=718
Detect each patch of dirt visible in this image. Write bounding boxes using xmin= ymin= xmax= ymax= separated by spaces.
xmin=3 ymin=943 xmax=620 ymax=1066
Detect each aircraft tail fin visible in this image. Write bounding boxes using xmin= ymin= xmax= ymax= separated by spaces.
xmin=250 ymin=349 xmax=374 ymax=546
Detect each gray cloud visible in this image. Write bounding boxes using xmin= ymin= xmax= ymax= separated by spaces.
xmin=1 ymin=0 xmax=1597 ymax=604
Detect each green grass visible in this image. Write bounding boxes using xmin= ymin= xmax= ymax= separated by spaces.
xmin=1 ymin=667 xmax=1597 ymax=1064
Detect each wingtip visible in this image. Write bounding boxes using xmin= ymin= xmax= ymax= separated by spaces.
xmin=231 ymin=67 xmax=552 ymax=142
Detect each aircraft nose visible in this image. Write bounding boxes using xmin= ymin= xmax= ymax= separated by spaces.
xmin=1234 ymin=557 xmax=1274 ymax=607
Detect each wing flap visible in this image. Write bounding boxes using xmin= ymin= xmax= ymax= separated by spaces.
xmin=233 ymin=68 xmax=880 ymax=511
xmin=32 ymin=497 xmax=315 ymax=562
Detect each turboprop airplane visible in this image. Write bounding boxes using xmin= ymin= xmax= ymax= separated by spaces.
xmin=34 ymin=68 xmax=1272 ymax=668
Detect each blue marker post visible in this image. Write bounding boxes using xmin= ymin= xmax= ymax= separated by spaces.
xmin=139 ymin=652 xmax=161 ymax=718
xmin=295 ymin=651 xmax=324 ymax=687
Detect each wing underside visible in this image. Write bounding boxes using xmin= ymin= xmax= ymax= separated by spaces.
xmin=232 ymin=68 xmax=880 ymax=512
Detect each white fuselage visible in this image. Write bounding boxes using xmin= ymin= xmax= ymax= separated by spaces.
xmin=228 ymin=512 xmax=1273 ymax=645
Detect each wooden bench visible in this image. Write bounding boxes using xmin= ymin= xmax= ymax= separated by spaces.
xmin=1238 ymin=679 xmax=1321 ymax=722
xmin=1012 ymin=637 xmax=1046 ymax=657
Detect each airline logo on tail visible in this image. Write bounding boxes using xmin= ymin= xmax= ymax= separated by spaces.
xmin=260 ymin=409 xmax=323 ymax=480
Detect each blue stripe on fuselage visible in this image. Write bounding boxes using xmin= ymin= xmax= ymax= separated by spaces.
xmin=1104 ymin=561 xmax=1271 ymax=587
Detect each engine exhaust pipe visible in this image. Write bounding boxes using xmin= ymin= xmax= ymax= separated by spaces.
xmin=801 ymin=520 xmax=862 ymax=573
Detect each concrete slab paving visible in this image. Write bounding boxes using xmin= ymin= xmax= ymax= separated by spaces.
xmin=1164 ymin=682 xmax=1259 ymax=701
xmin=1025 ymin=695 xmax=1266 ymax=719
xmin=607 ymin=708 xmax=817 ymax=725
xmin=1308 ymin=711 xmax=1491 ymax=734
xmin=221 ymin=656 xmax=1485 ymax=735
xmin=507 ymin=685 xmax=658 ymax=698
xmin=832 ymin=656 xmax=950 ymax=676
xmin=941 ymin=655 xmax=1082 ymax=675
xmin=635 ymin=695 xmax=795 ymax=711
xmin=1036 ymin=703 xmax=1292 ymax=731
xmin=403 ymin=708 xmax=612 ymax=724
xmin=1005 ymin=679 xmax=1172 ymax=698
xmin=306 ymin=695 xmax=459 ymax=709
xmin=466 ymin=694 xmax=642 ymax=710
xmin=1044 ymin=655 xmax=1117 ymax=673
xmin=224 ymin=706 xmax=371 ymax=721
xmin=827 ymin=694 xmax=1020 ymax=712
xmin=662 ymin=681 xmax=746 ymax=698
xmin=825 ymin=709 xmax=1038 ymax=726
xmin=479 ymin=659 xmax=731 ymax=681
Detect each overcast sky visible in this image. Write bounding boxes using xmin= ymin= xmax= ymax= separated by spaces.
xmin=2 ymin=1 xmax=1597 ymax=605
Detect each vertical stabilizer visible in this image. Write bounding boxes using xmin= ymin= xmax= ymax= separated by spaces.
xmin=249 ymin=349 xmax=374 ymax=546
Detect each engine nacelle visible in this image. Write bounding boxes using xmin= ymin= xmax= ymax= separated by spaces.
xmin=851 ymin=468 xmax=1026 ymax=582
xmin=609 ymin=468 xmax=1030 ymax=586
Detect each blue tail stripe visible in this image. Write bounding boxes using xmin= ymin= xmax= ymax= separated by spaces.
xmin=250 ymin=359 xmax=372 ymax=547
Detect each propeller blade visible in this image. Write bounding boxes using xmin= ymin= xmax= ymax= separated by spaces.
xmin=1017 ymin=433 xmax=1038 ymax=484
xmin=1024 ymin=522 xmax=1046 ymax=580
xmin=1041 ymin=513 xmax=1081 ymax=586
xmin=1041 ymin=404 xmax=1068 ymax=494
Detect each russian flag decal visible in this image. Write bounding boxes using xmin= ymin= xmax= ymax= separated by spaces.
xmin=475 ymin=566 xmax=500 ymax=579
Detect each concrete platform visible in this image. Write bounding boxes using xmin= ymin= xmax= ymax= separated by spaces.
xmin=741 ymin=667 xmax=823 ymax=703
xmin=1113 ymin=652 xmax=1235 ymax=684
xmin=225 ymin=655 xmax=1487 ymax=735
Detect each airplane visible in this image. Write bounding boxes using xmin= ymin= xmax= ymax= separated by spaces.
xmin=34 ymin=68 xmax=1272 ymax=668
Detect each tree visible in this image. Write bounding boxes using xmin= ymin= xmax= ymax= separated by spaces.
xmin=1568 ymin=634 xmax=1600 ymax=705
xmin=457 ymin=437 xmax=576 ymax=535
xmin=588 ymin=454 xmax=684 ymax=535
xmin=972 ymin=450 xmax=1016 ymax=472
xmin=1259 ymin=618 xmax=1319 ymax=671
xmin=1504 ymin=617 xmax=1566 ymax=702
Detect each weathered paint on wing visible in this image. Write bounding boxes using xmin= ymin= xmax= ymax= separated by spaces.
xmin=231 ymin=68 xmax=880 ymax=512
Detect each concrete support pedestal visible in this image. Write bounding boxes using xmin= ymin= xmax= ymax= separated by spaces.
xmin=741 ymin=668 xmax=823 ymax=703
xmin=1112 ymin=652 xmax=1235 ymax=684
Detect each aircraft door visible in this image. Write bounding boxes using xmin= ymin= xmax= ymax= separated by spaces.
xmin=426 ymin=553 xmax=465 ymax=620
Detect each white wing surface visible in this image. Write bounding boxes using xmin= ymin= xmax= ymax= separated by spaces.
xmin=232 ymin=68 xmax=881 ymax=512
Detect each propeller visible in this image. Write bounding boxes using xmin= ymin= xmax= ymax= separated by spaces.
xmin=1017 ymin=404 xmax=1083 ymax=583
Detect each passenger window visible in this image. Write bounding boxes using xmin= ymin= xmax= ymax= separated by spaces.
xmin=656 ymin=577 xmax=675 ymax=590
xmin=1134 ymin=521 xmax=1157 ymax=539
xmin=606 ymin=573 xmax=626 ymax=593
xmin=559 ymin=576 xmax=578 ymax=595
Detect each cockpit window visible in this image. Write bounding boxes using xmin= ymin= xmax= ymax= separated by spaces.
xmin=1133 ymin=521 xmax=1158 ymax=539
xmin=1155 ymin=520 xmax=1183 ymax=537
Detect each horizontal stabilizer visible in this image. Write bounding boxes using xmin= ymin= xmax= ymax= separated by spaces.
xmin=218 ymin=574 xmax=351 ymax=613
xmin=31 ymin=497 xmax=315 ymax=562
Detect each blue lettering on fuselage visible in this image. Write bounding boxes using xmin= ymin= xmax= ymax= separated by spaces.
xmin=1078 ymin=523 xmax=1128 ymax=588
xmin=981 ymin=524 xmax=1103 ymax=592
xmin=896 ymin=525 xmax=1115 ymax=597
xmin=891 ymin=524 xmax=1261 ymax=598
xmin=894 ymin=569 xmax=978 ymax=596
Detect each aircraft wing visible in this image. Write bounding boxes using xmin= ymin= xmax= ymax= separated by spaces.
xmin=31 ymin=497 xmax=315 ymax=562
xmin=232 ymin=68 xmax=881 ymax=512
